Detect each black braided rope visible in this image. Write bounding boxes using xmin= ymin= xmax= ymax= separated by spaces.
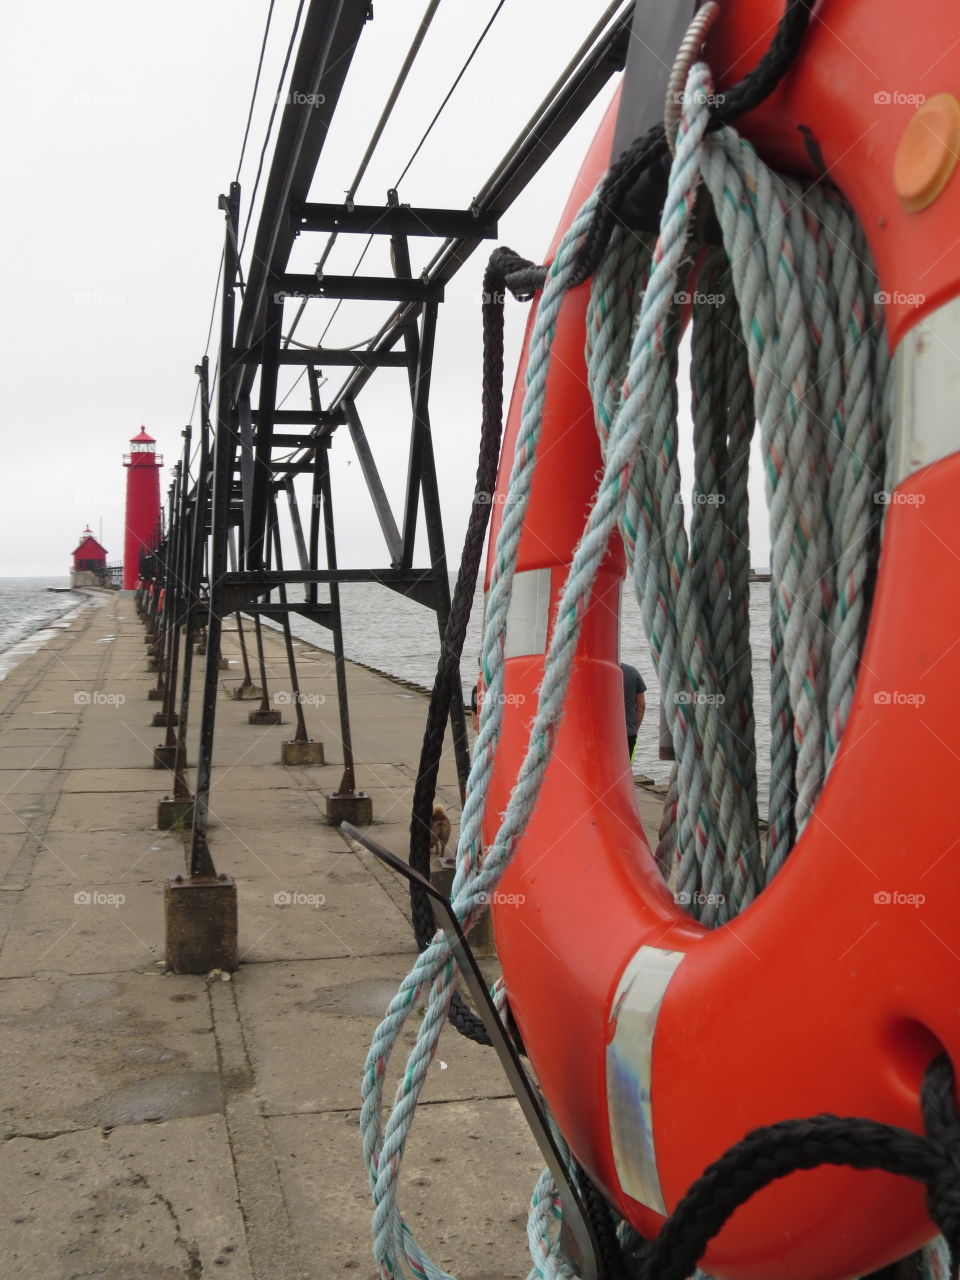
xmin=407 ymin=247 xmax=545 ymax=1047
xmin=568 ymin=0 xmax=818 ymax=290
xmin=638 ymin=1055 xmax=960 ymax=1280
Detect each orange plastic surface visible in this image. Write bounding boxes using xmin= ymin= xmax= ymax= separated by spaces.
xmin=484 ymin=8 xmax=960 ymax=1278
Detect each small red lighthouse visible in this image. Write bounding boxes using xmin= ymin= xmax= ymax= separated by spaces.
xmin=71 ymin=526 xmax=108 ymax=587
xmin=122 ymin=427 xmax=163 ymax=590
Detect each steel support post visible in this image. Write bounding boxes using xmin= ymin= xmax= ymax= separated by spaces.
xmin=318 ymin=439 xmax=371 ymax=823
xmin=188 ymin=184 xmax=242 ymax=881
xmin=393 ymin=244 xmax=471 ymax=798
xmin=269 ymin=496 xmax=323 ymax=762
xmin=155 ymin=461 xmax=185 ymax=732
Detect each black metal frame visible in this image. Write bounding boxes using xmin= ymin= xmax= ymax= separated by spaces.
xmin=139 ymin=0 xmax=632 ymax=881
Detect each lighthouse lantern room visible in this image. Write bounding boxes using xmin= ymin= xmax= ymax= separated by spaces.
xmin=122 ymin=427 xmax=163 ymax=590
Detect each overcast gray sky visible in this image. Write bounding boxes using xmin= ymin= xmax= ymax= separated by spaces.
xmin=0 ymin=0 xmax=770 ymax=578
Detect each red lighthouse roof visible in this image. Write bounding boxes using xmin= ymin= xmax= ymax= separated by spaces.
xmin=72 ymin=528 xmax=108 ymax=564
xmin=129 ymin=427 xmax=155 ymax=444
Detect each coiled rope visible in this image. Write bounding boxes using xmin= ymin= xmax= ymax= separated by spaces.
xmin=360 ymin=60 xmax=946 ymax=1280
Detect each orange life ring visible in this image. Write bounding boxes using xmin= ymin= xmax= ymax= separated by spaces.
xmin=484 ymin=5 xmax=960 ymax=1279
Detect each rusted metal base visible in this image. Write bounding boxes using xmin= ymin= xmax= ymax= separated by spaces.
xmin=144 ymin=632 xmax=156 ymax=645
xmin=154 ymin=743 xmax=187 ymax=771
xmin=195 ymin=644 xmax=207 ymax=655
xmin=151 ymin=711 xmax=179 ymax=728
xmin=218 ymin=657 xmax=230 ymax=670
xmin=232 ymin=684 xmax=263 ymax=701
xmin=164 ymin=876 xmax=238 ymax=973
xmin=324 ymin=791 xmax=373 ymax=825
xmin=146 ymin=658 xmax=158 ymax=672
xmin=281 ymin=739 xmax=324 ymax=766
xmin=147 ymin=687 xmax=165 ymax=702
xmin=248 ymin=709 xmax=282 ymax=726
xmin=157 ymin=796 xmax=195 ymax=830
xmin=147 ymin=644 xmax=160 ymax=658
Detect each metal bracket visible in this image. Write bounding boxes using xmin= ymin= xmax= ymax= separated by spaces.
xmin=219 ymin=583 xmax=271 ymax=616
xmin=339 ymin=822 xmax=602 ymax=1280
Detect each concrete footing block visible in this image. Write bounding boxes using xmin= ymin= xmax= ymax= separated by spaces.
xmin=218 ymin=657 xmax=230 ymax=670
xmin=248 ymin=709 xmax=282 ymax=726
xmin=157 ymin=796 xmax=195 ymax=830
xmin=231 ymin=684 xmax=263 ymax=701
xmin=195 ymin=644 xmax=207 ymax=655
xmin=281 ymin=739 xmax=324 ymax=766
xmin=151 ymin=711 xmax=179 ymax=728
xmin=431 ymin=862 xmax=496 ymax=956
xmin=147 ymin=687 xmax=165 ymax=701
xmin=153 ymin=743 xmax=187 ymax=771
xmin=324 ymin=791 xmax=373 ymax=825
xmin=164 ymin=876 xmax=238 ymax=973
xmin=146 ymin=658 xmax=158 ymax=672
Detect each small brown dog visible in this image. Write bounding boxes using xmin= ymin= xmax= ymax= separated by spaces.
xmin=430 ymin=803 xmax=453 ymax=866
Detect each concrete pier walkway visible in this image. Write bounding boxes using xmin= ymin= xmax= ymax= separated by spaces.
xmin=0 ymin=592 xmax=662 ymax=1279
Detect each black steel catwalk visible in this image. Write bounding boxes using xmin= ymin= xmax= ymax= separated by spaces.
xmin=138 ymin=0 xmax=633 ymax=970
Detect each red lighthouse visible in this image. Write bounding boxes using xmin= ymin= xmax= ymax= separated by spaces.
xmin=122 ymin=427 xmax=163 ymax=589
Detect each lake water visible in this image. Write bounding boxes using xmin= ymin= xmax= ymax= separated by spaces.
xmin=0 ymin=572 xmax=773 ymax=807
xmin=283 ymin=578 xmax=773 ymax=802
xmin=0 ymin=577 xmax=91 ymax=680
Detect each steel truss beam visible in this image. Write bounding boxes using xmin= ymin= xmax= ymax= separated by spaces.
xmin=151 ymin=0 xmax=632 ymax=953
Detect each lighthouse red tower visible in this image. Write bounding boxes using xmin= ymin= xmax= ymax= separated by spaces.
xmin=122 ymin=428 xmax=163 ymax=589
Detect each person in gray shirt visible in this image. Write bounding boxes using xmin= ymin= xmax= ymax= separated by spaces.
xmin=620 ymin=662 xmax=647 ymax=760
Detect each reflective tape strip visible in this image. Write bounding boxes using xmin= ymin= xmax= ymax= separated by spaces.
xmin=606 ymin=946 xmax=686 ymax=1216
xmin=891 ymin=295 xmax=960 ymax=485
xmin=502 ymin=568 xmax=552 ymax=658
